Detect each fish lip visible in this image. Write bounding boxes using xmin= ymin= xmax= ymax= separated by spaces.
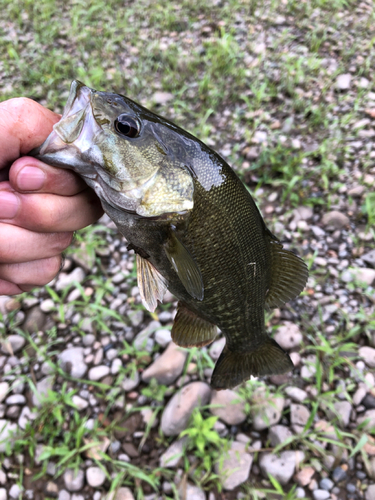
xmin=63 ymin=80 xmax=94 ymax=116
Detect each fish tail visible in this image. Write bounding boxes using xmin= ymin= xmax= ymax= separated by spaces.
xmin=210 ymin=337 xmax=293 ymax=390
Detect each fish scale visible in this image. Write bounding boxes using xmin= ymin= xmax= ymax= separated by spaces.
xmin=32 ymin=80 xmax=308 ymax=389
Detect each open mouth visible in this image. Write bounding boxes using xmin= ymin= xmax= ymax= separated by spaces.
xmin=52 ymin=80 xmax=94 ymax=144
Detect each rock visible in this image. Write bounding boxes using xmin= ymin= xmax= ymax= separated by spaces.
xmin=63 ymin=469 xmax=84 ymax=492
xmin=284 ymin=386 xmax=307 ymax=403
xmin=362 ymin=250 xmax=375 ymax=267
xmin=259 ymin=451 xmax=305 ymax=485
xmin=86 ymin=466 xmax=106 ymax=487
xmin=9 ymin=485 xmax=22 ymax=499
xmin=88 ymin=365 xmax=110 ymax=381
xmin=0 ymin=419 xmax=17 ymax=452
xmin=154 ymin=328 xmax=172 ymax=347
xmin=332 ymin=466 xmax=347 ymax=482
xmin=56 ymin=267 xmax=86 ymax=291
xmin=251 ymin=393 xmax=284 ymax=431
xmin=160 ymin=381 xmax=211 ymax=436
xmin=159 ymin=437 xmax=187 ymax=468
xmin=178 ymin=484 xmax=206 ymax=500
xmin=72 ymin=395 xmax=89 ymax=410
xmin=351 ymin=268 xmax=375 ymax=286
xmin=290 ymin=404 xmax=310 ymax=429
xmin=363 ymin=394 xmax=375 ymax=410
xmin=321 ymin=211 xmax=349 ymax=229
xmin=142 ymin=343 xmax=187 ymax=385
xmin=333 ymin=401 xmax=352 ymax=428
xmin=152 ymin=91 xmax=174 ymax=105
xmin=82 ymin=334 xmax=95 ymax=346
xmin=296 ymin=466 xmax=315 ymax=486
xmin=320 ymin=478 xmax=334 ymax=490
xmin=5 ymin=394 xmax=25 ymax=405
xmin=216 ymin=441 xmax=252 ymax=490
xmin=209 ymin=337 xmax=226 ymax=360
xmin=0 ymin=488 xmax=7 ymax=500
xmin=59 ymin=348 xmax=87 ymax=379
xmin=23 ymin=306 xmax=46 ymax=333
xmin=210 ymin=389 xmax=246 ymax=425
xmin=366 ymin=484 xmax=375 ymax=500
xmin=122 ymin=371 xmax=140 ymax=392
xmin=18 ymin=406 xmax=36 ymax=430
xmin=133 ymin=320 xmax=161 ymax=351
xmin=273 ymin=323 xmax=302 ymax=350
xmin=353 ymin=385 xmax=367 ymax=406
xmin=313 ymin=490 xmax=330 ymax=500
xmin=336 ymin=73 xmax=351 ymax=90
xmin=106 ymin=487 xmax=135 ymax=500
xmin=359 ymin=347 xmax=375 ymax=368
xmin=111 ymin=358 xmax=122 ymax=375
xmin=32 ymin=375 xmax=55 ymax=407
xmin=268 ymin=425 xmax=293 ymax=446
xmin=0 ymin=383 xmax=9 ymax=404
xmin=358 ymin=409 xmax=375 ymax=430
xmin=293 ymin=206 xmax=314 ymax=222
xmin=0 ymin=334 xmax=25 ymax=354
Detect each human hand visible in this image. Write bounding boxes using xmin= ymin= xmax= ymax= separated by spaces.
xmin=0 ymin=97 xmax=103 ymax=295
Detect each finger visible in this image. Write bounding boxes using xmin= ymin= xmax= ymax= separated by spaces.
xmin=0 ymin=184 xmax=103 ymax=232
xmin=0 ymin=255 xmax=62 ymax=287
xmin=0 ymin=98 xmax=60 ymax=169
xmin=0 ymin=223 xmax=72 ymax=264
xmin=0 ymin=279 xmax=23 ymax=296
xmin=10 ymin=157 xmax=88 ymax=196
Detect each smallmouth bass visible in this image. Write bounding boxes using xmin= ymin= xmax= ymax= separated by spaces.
xmin=32 ymin=80 xmax=308 ymax=389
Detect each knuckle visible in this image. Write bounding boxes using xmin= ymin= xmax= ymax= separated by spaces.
xmin=52 ymin=231 xmax=74 ymax=252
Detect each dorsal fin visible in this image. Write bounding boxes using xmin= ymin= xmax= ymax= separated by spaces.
xmin=265 ymin=240 xmax=308 ymax=309
xmin=172 ymin=302 xmax=217 ymax=347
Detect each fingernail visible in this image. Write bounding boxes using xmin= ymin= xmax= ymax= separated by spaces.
xmin=17 ymin=166 xmax=46 ymax=191
xmin=0 ymin=191 xmax=19 ymax=219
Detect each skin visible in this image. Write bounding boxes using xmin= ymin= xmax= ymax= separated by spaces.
xmin=0 ymin=97 xmax=103 ymax=295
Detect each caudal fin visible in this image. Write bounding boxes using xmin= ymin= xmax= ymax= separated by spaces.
xmin=210 ymin=337 xmax=293 ymax=390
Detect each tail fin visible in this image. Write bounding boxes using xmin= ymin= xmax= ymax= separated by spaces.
xmin=210 ymin=337 xmax=293 ymax=390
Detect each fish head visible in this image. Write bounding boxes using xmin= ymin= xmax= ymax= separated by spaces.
xmin=33 ymin=80 xmax=194 ymax=217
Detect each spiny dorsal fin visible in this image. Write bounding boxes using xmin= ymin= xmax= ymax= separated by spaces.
xmin=265 ymin=240 xmax=308 ymax=309
xmin=136 ymin=254 xmax=167 ymax=312
xmin=211 ymin=337 xmax=293 ymax=390
xmin=172 ymin=302 xmax=217 ymax=347
xmin=164 ymin=231 xmax=204 ymax=300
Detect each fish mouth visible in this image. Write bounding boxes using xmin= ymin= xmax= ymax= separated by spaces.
xmin=31 ymin=80 xmax=100 ymax=179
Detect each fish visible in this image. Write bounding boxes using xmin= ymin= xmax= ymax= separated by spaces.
xmin=32 ymin=80 xmax=308 ymax=390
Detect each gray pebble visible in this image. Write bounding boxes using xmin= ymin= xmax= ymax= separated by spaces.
xmin=86 ymin=466 xmax=106 ymax=487
xmin=332 ymin=466 xmax=347 ymax=482
xmin=88 ymin=365 xmax=110 ymax=381
xmin=313 ymin=490 xmax=330 ymax=500
xmin=9 ymin=485 xmax=22 ymax=499
xmin=63 ymin=469 xmax=84 ymax=492
xmin=5 ymin=395 xmax=25 ymax=405
xmin=0 ymin=488 xmax=6 ymax=500
xmin=82 ymin=334 xmax=95 ymax=346
xmin=320 ymin=478 xmax=334 ymax=490
xmin=154 ymin=328 xmax=172 ymax=347
xmin=1 ymin=335 xmax=25 ymax=354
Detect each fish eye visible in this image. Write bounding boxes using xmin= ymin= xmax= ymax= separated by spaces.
xmin=114 ymin=114 xmax=141 ymax=138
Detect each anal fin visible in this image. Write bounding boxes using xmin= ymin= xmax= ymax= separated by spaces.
xmin=136 ymin=254 xmax=167 ymax=313
xmin=172 ymin=302 xmax=217 ymax=348
xmin=210 ymin=337 xmax=293 ymax=390
xmin=265 ymin=240 xmax=308 ymax=309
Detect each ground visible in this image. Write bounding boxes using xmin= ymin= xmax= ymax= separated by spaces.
xmin=0 ymin=0 xmax=375 ymax=499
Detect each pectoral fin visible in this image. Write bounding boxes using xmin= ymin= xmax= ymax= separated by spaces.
xmin=164 ymin=232 xmax=204 ymax=300
xmin=136 ymin=254 xmax=167 ymax=312
xmin=172 ymin=302 xmax=217 ymax=347
xmin=265 ymin=240 xmax=308 ymax=309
